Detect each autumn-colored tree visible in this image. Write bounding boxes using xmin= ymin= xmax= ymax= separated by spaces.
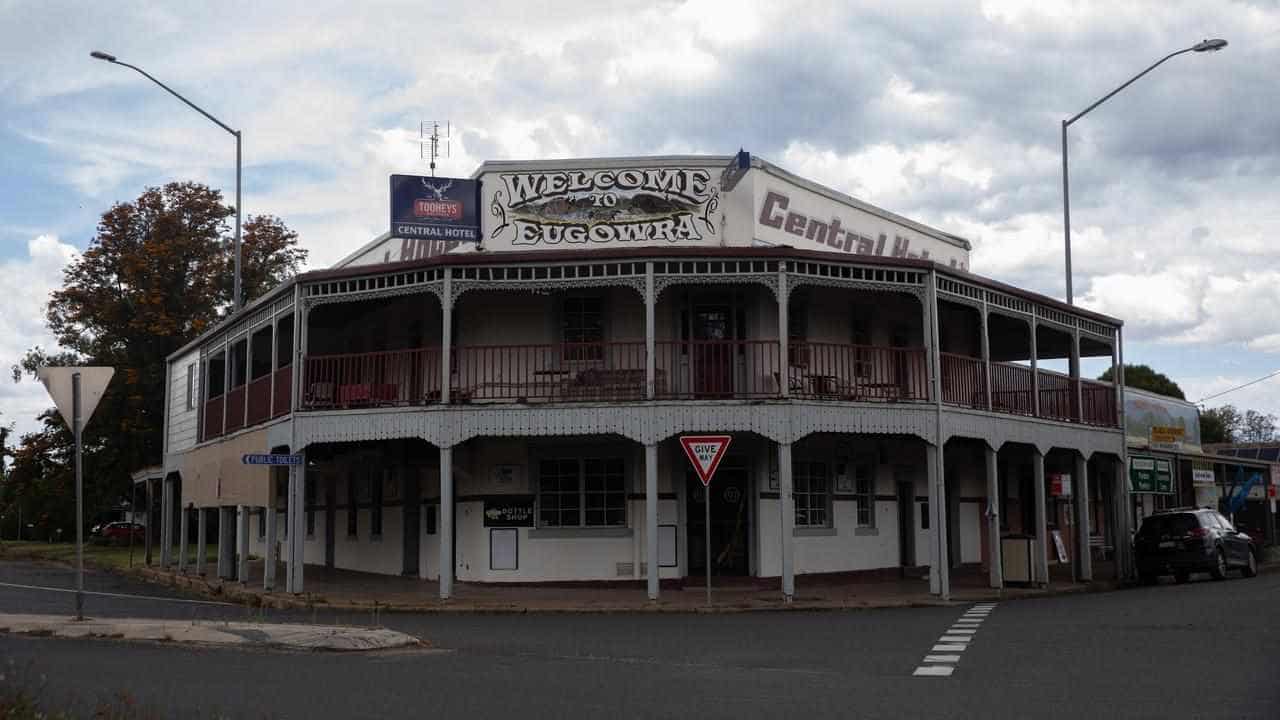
xmin=7 ymin=182 xmax=307 ymax=532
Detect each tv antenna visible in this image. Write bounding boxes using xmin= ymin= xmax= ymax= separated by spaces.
xmin=421 ymin=121 xmax=451 ymax=176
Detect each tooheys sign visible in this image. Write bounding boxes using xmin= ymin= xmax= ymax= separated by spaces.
xmin=390 ymin=175 xmax=481 ymax=241
xmin=486 ymin=167 xmax=721 ymax=248
xmin=753 ymin=180 xmax=970 ymax=270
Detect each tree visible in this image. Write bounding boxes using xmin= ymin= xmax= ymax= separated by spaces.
xmin=1097 ymin=364 xmax=1185 ymax=399
xmin=10 ymin=182 xmax=307 ymax=531
xmin=1240 ymin=410 xmax=1278 ymax=443
xmin=1200 ymin=404 xmax=1242 ymax=444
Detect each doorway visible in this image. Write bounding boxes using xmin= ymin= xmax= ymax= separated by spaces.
xmin=691 ymin=305 xmax=735 ymax=398
xmin=897 ymin=479 xmax=915 ymax=568
xmin=324 ymin=474 xmax=336 ymax=569
xmin=402 ymin=469 xmax=421 ymax=576
xmin=686 ymin=464 xmax=750 ymax=576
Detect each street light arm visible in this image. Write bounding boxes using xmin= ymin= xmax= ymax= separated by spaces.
xmin=109 ymin=60 xmax=239 ymax=138
xmin=1065 ymin=47 xmax=1195 ymax=127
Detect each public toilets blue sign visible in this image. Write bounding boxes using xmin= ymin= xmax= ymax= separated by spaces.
xmin=389 ymin=174 xmax=481 ymax=242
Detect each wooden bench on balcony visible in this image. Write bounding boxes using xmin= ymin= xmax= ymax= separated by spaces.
xmin=559 ymin=367 xmax=664 ymax=401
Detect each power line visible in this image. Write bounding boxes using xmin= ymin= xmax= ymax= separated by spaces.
xmin=1196 ymin=368 xmax=1280 ymax=404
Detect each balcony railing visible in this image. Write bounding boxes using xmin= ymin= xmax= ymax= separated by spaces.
xmin=202 ymin=394 xmax=224 ymax=441
xmin=654 ymin=340 xmax=781 ymax=400
xmin=789 ymin=343 xmax=928 ymax=402
xmin=224 ymin=385 xmax=246 ymax=433
xmin=292 ymin=343 xmax=1120 ymax=428
xmin=940 ymin=352 xmax=987 ymax=409
xmin=304 ymin=347 xmax=441 ymax=408
xmin=1081 ymin=379 xmax=1117 ymax=426
xmin=273 ymin=365 xmax=292 ymax=418
xmin=246 ymin=374 xmax=272 ymax=426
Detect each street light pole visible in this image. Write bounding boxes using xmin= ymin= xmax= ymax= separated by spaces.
xmin=90 ymin=51 xmax=244 ymax=310
xmin=1061 ymin=38 xmax=1227 ymax=305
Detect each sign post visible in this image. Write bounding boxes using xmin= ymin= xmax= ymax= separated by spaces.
xmin=679 ymin=435 xmax=732 ymax=606
xmin=36 ymin=366 xmax=114 ymax=621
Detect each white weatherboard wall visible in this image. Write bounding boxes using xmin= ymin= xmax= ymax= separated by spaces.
xmin=167 ymin=350 xmax=201 ymax=454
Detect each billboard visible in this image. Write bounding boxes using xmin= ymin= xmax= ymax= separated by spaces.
xmin=390 ymin=175 xmax=481 ymax=242
xmin=1124 ymin=388 xmax=1201 ymax=452
xmin=483 ymin=165 xmax=724 ymax=250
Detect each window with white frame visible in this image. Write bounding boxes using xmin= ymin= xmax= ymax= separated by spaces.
xmin=793 ymin=460 xmax=830 ymax=527
xmin=538 ymin=456 xmax=625 ymax=527
xmin=185 ymin=363 xmax=196 ymax=410
xmin=854 ymin=461 xmax=875 ymax=527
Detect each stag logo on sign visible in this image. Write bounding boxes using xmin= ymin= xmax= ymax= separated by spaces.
xmin=489 ymin=167 xmax=720 ymax=246
xmin=415 ymin=178 xmax=463 ymax=221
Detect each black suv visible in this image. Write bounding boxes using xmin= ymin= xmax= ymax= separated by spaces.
xmin=1134 ymin=508 xmax=1258 ymax=584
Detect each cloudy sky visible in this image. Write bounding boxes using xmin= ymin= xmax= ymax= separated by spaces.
xmin=1 ymin=0 xmax=1278 ymax=440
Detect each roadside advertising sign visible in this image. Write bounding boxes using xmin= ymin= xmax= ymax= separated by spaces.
xmin=390 ymin=175 xmax=481 ymax=242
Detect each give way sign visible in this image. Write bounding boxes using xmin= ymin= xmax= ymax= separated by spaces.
xmin=680 ymin=435 xmax=732 ymax=487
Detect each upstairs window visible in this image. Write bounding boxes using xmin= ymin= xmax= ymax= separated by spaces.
xmin=562 ymin=297 xmax=604 ymax=361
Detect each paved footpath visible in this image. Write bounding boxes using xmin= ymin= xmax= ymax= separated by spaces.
xmin=0 ymin=612 xmax=421 ymax=651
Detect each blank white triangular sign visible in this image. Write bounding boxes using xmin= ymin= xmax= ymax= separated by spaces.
xmin=36 ymin=366 xmax=115 ymax=429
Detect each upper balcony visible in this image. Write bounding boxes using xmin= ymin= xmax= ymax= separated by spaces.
xmin=186 ymin=247 xmax=1124 ymax=446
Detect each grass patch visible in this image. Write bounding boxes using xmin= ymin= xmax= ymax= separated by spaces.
xmin=0 ymin=541 xmax=217 ymax=573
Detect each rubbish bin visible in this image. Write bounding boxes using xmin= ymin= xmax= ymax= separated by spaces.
xmin=1001 ymin=535 xmax=1036 ymax=585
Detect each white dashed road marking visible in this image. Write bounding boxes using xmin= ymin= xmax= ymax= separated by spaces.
xmin=913 ymin=602 xmax=997 ymax=678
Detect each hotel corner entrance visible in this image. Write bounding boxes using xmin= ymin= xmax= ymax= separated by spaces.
xmin=686 ymin=464 xmax=751 ymax=577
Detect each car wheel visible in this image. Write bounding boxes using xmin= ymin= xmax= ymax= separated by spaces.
xmin=1174 ymin=571 xmax=1190 ymax=584
xmin=1210 ymin=549 xmax=1228 ymax=581
xmin=1242 ymin=550 xmax=1257 ymax=578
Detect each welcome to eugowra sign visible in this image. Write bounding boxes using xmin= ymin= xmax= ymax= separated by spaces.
xmin=486 ymin=167 xmax=721 ymax=248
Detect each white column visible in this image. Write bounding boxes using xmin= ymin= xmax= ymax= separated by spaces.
xmin=1074 ymin=453 xmax=1092 ymax=582
xmin=286 ymin=459 xmax=306 ymax=594
xmin=1030 ymin=317 xmax=1040 ymax=418
xmin=144 ymin=478 xmax=154 ymax=565
xmin=178 ymin=505 xmax=189 ymax=573
xmin=777 ymin=269 xmax=789 ymax=398
xmin=159 ymin=477 xmax=172 ymax=568
xmin=236 ymin=505 xmax=250 ymax=584
xmin=645 ymin=443 xmax=659 ymax=600
xmin=217 ymin=506 xmax=235 ymax=579
xmin=1033 ymin=449 xmax=1049 ymax=585
xmin=264 ymin=503 xmax=278 ymax=591
xmin=986 ymin=444 xmax=1002 ymax=589
xmin=778 ymin=441 xmax=794 ymax=600
xmin=441 ymin=272 xmax=453 ymax=404
xmin=928 ymin=443 xmax=950 ymax=599
xmin=979 ymin=303 xmax=993 ymax=411
xmin=439 ymin=445 xmax=454 ymax=599
xmin=1071 ymin=328 xmax=1083 ymax=422
xmin=196 ymin=508 xmax=208 ymax=576
xmin=645 ymin=262 xmax=656 ymax=400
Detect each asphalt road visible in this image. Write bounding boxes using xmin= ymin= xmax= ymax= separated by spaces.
xmin=0 ymin=560 xmax=1276 ymax=719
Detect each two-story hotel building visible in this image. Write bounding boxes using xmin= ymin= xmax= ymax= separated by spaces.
xmin=149 ymin=153 xmax=1130 ymax=600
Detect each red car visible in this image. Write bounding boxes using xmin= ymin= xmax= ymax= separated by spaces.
xmin=101 ymin=522 xmax=146 ymax=542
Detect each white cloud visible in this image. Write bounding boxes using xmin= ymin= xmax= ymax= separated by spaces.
xmin=0 ymin=235 xmax=79 ymax=440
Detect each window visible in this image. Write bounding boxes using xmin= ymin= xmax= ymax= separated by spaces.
xmin=370 ymin=470 xmax=384 ymax=538
xmin=793 ymin=461 xmax=829 ymax=527
xmin=258 ymin=509 xmax=266 ymax=540
xmin=851 ymin=312 xmax=872 ymax=377
xmin=537 ymin=456 xmax=625 ymax=527
xmin=346 ymin=474 xmax=358 ymax=538
xmin=562 ymin=297 xmax=604 ymax=361
xmin=854 ymin=462 xmax=875 ymax=527
xmin=185 ymin=363 xmax=195 ymax=410
xmin=921 ymin=501 xmax=930 ymax=530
